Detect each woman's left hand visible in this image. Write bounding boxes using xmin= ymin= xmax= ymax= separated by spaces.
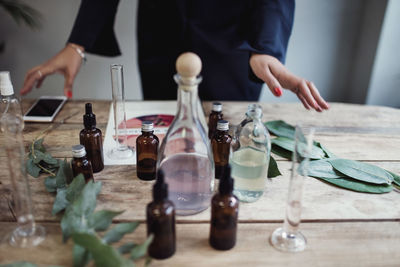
xmin=250 ymin=53 xmax=329 ymax=112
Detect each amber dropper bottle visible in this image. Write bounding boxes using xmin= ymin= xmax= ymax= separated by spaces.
xmin=71 ymin=145 xmax=94 ymax=183
xmin=212 ymin=120 xmax=232 ymax=179
xmin=80 ymin=103 xmax=104 ymax=173
xmin=146 ymin=170 xmax=176 ymax=259
xmin=208 ymin=102 xmax=223 ymax=139
xmin=136 ymin=121 xmax=159 ymax=180
xmin=209 ymin=165 xmax=239 ymax=250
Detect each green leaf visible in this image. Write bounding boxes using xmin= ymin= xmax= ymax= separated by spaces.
xmin=271 ymin=144 xmax=292 ymax=160
xmin=73 ymin=244 xmax=91 ymax=267
xmin=55 ymin=159 xmax=71 ymax=189
xmin=52 ymin=188 xmax=69 ymax=215
xmin=33 ymin=137 xmax=46 ymax=152
xmin=308 ymin=159 xmax=346 ymax=179
xmin=66 ymin=174 xmax=86 ymax=202
xmin=329 ymin=159 xmax=393 ymax=185
xmin=118 ymin=242 xmax=136 ymax=254
xmin=265 ymin=120 xmax=295 ymax=139
xmin=61 ymin=180 xmax=102 ymax=241
xmin=44 ymin=176 xmax=57 ymax=193
xmin=88 ymin=210 xmax=124 ymax=232
xmin=267 ymin=155 xmax=281 ymax=178
xmin=386 ymin=170 xmax=400 ymax=187
xmin=317 ymin=177 xmax=393 ymax=194
xmin=130 ymin=234 xmax=154 ymax=260
xmin=32 ymin=150 xmax=46 ymax=164
xmin=271 ymin=137 xmax=325 ymax=160
xmin=103 ymin=222 xmax=140 ymax=244
xmin=314 ymin=141 xmax=337 ymax=158
xmin=72 ymin=233 xmax=134 ymax=267
xmin=0 ymin=262 xmax=38 ymax=267
xmin=26 ymin=158 xmax=40 ymax=178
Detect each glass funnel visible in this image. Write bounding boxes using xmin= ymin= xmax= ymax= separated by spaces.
xmin=157 ymin=53 xmax=215 ymax=216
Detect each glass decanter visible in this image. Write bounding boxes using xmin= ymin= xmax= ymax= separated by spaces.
xmin=230 ymin=104 xmax=271 ymax=202
xmin=158 ymin=52 xmax=215 ymax=216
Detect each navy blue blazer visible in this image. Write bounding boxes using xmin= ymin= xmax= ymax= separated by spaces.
xmin=68 ymin=0 xmax=294 ymax=101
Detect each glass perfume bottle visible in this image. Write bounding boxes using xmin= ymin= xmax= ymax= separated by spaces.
xmin=0 ymin=71 xmax=24 ymax=131
xmin=230 ymin=104 xmax=271 ymax=202
xmin=71 ymin=145 xmax=94 ymax=183
xmin=208 ymin=102 xmax=223 ymax=139
xmin=158 ymin=52 xmax=215 ymax=216
xmin=211 ymin=120 xmax=232 ymax=179
xmin=136 ymin=121 xmax=159 ymax=181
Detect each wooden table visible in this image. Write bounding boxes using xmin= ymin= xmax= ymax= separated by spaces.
xmin=1 ymin=100 xmax=400 ymax=266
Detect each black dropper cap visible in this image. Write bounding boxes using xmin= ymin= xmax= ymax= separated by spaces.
xmin=153 ymin=170 xmax=168 ymax=202
xmin=83 ymin=103 xmax=96 ymax=128
xmin=219 ymin=165 xmax=234 ymax=195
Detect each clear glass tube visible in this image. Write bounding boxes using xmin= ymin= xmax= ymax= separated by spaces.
xmin=108 ymin=64 xmax=134 ymax=159
xmin=1 ymin=113 xmax=45 ymax=247
xmin=270 ymin=125 xmax=314 ymax=252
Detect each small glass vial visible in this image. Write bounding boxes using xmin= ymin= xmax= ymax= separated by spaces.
xmin=146 ymin=170 xmax=176 ymax=259
xmin=230 ymin=104 xmax=271 ymax=202
xmin=209 ymin=165 xmax=239 ymax=250
xmin=211 ymin=120 xmax=232 ymax=179
xmin=71 ymin=145 xmax=94 ymax=183
xmin=136 ymin=121 xmax=159 ymax=181
xmin=208 ymin=102 xmax=223 ymax=139
xmin=80 ymin=103 xmax=104 ymax=173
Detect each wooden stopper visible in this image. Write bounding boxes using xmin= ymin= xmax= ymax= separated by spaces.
xmin=176 ymin=52 xmax=202 ymax=78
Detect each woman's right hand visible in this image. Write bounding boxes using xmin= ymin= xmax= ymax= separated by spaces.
xmin=20 ymin=43 xmax=84 ymax=98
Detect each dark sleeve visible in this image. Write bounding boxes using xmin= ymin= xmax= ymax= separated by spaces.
xmin=67 ymin=0 xmax=121 ymax=56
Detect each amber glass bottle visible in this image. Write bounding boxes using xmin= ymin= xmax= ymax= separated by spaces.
xmin=208 ymin=102 xmax=223 ymax=139
xmin=71 ymin=145 xmax=94 ymax=183
xmin=136 ymin=121 xmax=159 ymax=180
xmin=80 ymin=103 xmax=104 ymax=173
xmin=209 ymin=165 xmax=239 ymax=250
xmin=212 ymin=120 xmax=232 ymax=179
xmin=146 ymin=170 xmax=176 ymax=259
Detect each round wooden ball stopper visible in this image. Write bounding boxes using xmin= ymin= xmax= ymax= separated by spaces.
xmin=176 ymin=52 xmax=202 ymax=78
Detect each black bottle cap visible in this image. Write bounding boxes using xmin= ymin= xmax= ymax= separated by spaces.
xmin=83 ymin=103 xmax=96 ymax=128
xmin=153 ymin=170 xmax=168 ymax=201
xmin=219 ymin=165 xmax=234 ymax=195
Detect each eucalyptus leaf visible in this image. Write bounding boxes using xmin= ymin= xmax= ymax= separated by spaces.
xmin=130 ymin=234 xmax=154 ymax=260
xmin=315 ymin=141 xmax=337 ymax=158
xmin=265 ymin=120 xmax=295 ymax=139
xmin=271 ymin=137 xmax=325 ymax=160
xmin=271 ymin=144 xmax=292 ymax=160
xmin=26 ymin=158 xmax=40 ymax=178
xmin=66 ymin=174 xmax=86 ymax=202
xmin=267 ymin=155 xmax=281 ymax=178
xmin=103 ymin=222 xmax=140 ymax=244
xmin=72 ymin=233 xmax=134 ymax=267
xmin=118 ymin=242 xmax=136 ymax=254
xmin=31 ymin=150 xmax=46 ymax=164
xmin=317 ymin=177 xmax=393 ymax=194
xmin=73 ymin=244 xmax=91 ymax=267
xmin=52 ymin=188 xmax=69 ymax=215
xmin=329 ymin=159 xmax=393 ymax=185
xmin=0 ymin=262 xmax=38 ymax=267
xmin=386 ymin=170 xmax=400 ymax=187
xmin=308 ymin=159 xmax=346 ymax=179
xmin=55 ymin=159 xmax=70 ymax=189
xmin=88 ymin=210 xmax=124 ymax=232
xmin=44 ymin=176 xmax=57 ymax=193
xmin=33 ymin=137 xmax=46 ymax=152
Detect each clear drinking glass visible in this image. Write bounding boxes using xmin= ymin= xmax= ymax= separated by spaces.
xmin=0 ymin=113 xmax=46 ymax=247
xmin=270 ymin=125 xmax=314 ymax=252
xmin=108 ymin=64 xmax=134 ymax=159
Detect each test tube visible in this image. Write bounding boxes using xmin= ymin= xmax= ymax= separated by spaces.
xmin=1 ymin=113 xmax=46 ymax=247
xmin=108 ymin=64 xmax=134 ymax=159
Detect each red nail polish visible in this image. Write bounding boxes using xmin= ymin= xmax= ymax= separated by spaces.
xmin=274 ymin=87 xmax=282 ymax=97
xmin=67 ymin=91 xmax=73 ymax=98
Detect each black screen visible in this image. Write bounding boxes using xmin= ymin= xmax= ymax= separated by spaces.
xmin=26 ymin=99 xmax=64 ymax=117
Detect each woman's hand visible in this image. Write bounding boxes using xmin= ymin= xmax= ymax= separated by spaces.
xmin=249 ymin=54 xmax=329 ymax=112
xmin=20 ymin=43 xmax=84 ymax=98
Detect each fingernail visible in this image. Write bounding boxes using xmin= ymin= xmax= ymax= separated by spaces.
xmin=274 ymin=87 xmax=282 ymax=97
xmin=67 ymin=91 xmax=73 ymax=98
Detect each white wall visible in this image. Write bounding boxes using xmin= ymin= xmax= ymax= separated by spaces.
xmin=0 ymin=0 xmax=398 ymax=107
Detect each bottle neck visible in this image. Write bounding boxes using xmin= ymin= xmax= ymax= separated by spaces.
xmin=175 ymin=75 xmax=201 ymax=122
xmin=141 ymin=130 xmax=154 ymax=136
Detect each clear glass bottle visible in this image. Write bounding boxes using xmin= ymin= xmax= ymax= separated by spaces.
xmin=136 ymin=121 xmax=159 ymax=181
xmin=211 ymin=120 xmax=232 ymax=179
xmin=0 ymin=71 xmax=24 ymax=131
xmin=230 ymin=104 xmax=271 ymax=202
xmin=208 ymin=102 xmax=223 ymax=139
xmin=158 ymin=52 xmax=215 ymax=215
